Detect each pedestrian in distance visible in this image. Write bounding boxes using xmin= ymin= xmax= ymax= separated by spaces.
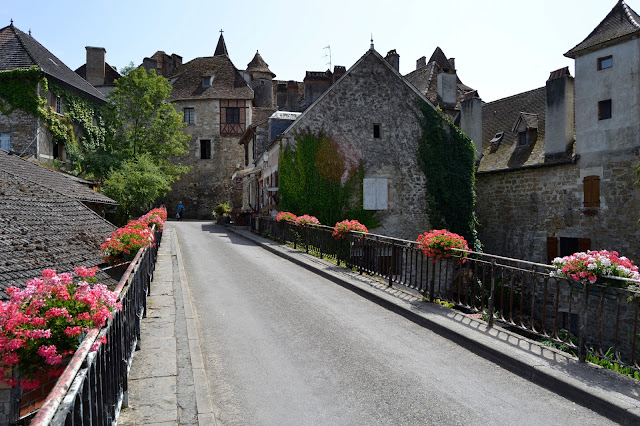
xmin=177 ymin=201 xmax=184 ymax=220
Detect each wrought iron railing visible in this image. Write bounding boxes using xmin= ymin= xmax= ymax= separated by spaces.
xmin=26 ymin=229 xmax=162 ymax=425
xmin=256 ymin=217 xmax=640 ymax=371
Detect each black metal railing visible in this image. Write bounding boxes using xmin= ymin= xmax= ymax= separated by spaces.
xmin=28 ymin=229 xmax=162 ymax=425
xmin=256 ymin=218 xmax=640 ymax=371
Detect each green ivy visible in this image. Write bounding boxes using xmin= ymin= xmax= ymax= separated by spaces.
xmin=278 ymin=132 xmax=378 ymax=228
xmin=0 ymin=67 xmax=44 ymax=115
xmin=417 ymin=101 xmax=480 ymax=251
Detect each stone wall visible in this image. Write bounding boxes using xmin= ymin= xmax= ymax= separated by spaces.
xmin=280 ymin=51 xmax=431 ymax=241
xmin=0 ymin=109 xmax=38 ymax=156
xmin=476 ymin=155 xmax=640 ymax=264
xmin=165 ymin=98 xmax=246 ymax=219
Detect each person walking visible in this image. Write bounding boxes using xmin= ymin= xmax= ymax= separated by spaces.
xmin=177 ymin=201 xmax=184 ymax=221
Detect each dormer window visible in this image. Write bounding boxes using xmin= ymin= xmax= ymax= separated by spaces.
xmin=597 ymin=56 xmax=612 ymax=70
xmin=203 ymin=76 xmax=212 ymax=87
xmin=517 ymin=131 xmax=528 ymax=146
xmin=512 ymin=112 xmax=538 ymax=147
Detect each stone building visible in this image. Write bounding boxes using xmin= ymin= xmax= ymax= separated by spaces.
xmin=464 ymin=0 xmax=640 ymax=263
xmin=262 ymin=47 xmax=451 ymax=240
xmin=0 ymin=23 xmax=108 ymax=162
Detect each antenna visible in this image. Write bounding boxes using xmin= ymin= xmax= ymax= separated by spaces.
xmin=323 ymin=45 xmax=331 ymax=70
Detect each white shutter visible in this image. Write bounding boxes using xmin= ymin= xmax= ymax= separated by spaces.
xmin=0 ymin=134 xmax=10 ymax=151
xmin=363 ymin=178 xmax=388 ymax=210
xmin=376 ymin=179 xmax=388 ymax=210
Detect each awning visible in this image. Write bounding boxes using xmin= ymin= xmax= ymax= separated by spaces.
xmin=232 ymin=167 xmax=260 ymax=179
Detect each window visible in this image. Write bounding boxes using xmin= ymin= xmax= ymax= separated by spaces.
xmin=53 ymin=142 xmax=62 ymax=159
xmin=547 ymin=236 xmax=590 ymax=263
xmin=203 ymin=77 xmax=211 ymax=87
xmin=597 ymin=56 xmax=612 ymax=70
xmin=517 ymin=131 xmax=527 ymax=146
xmin=183 ymin=107 xmax=195 ymax=124
xmin=583 ymin=175 xmax=600 ymax=208
xmin=226 ymin=107 xmax=240 ymax=124
xmin=363 ymin=178 xmax=388 ymax=210
xmin=598 ymin=100 xmax=612 ymax=120
xmin=52 ymin=96 xmax=62 ymax=114
xmin=200 ymin=139 xmax=211 ymax=159
xmin=373 ymin=124 xmax=381 ymax=139
xmin=0 ymin=133 xmax=10 ymax=151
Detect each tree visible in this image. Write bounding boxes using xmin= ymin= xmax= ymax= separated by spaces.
xmin=102 ymin=154 xmax=172 ymax=224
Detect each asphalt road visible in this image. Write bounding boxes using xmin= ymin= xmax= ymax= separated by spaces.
xmin=176 ymin=221 xmax=615 ymax=426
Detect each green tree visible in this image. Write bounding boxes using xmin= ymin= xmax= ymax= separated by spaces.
xmin=102 ymin=154 xmax=172 ymax=224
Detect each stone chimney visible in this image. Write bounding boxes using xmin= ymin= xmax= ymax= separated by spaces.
xmin=276 ymin=83 xmax=287 ymax=109
xmin=286 ymin=80 xmax=298 ymax=111
xmin=85 ymin=47 xmax=106 ymax=86
xmin=545 ymin=67 xmax=574 ymax=156
xmin=385 ymin=49 xmax=400 ymax=72
xmin=416 ymin=56 xmax=426 ymax=69
xmin=460 ymin=91 xmax=483 ymax=160
xmin=437 ymin=69 xmax=457 ymax=106
xmin=333 ymin=66 xmax=346 ymax=83
xmin=142 ymin=57 xmax=158 ymax=74
xmin=448 ymin=58 xmax=455 ymax=69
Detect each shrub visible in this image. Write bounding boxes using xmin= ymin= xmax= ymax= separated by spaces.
xmin=213 ymin=203 xmax=231 ymax=219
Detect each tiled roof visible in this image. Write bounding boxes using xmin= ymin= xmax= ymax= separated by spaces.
xmin=246 ymin=51 xmax=276 ymax=78
xmin=565 ymin=1 xmax=640 ymax=57
xmin=404 ymin=47 xmax=473 ymax=112
xmin=477 ymin=87 xmax=552 ymax=172
xmin=0 ymin=149 xmax=117 ymax=205
xmin=168 ymin=55 xmax=253 ymax=101
xmin=0 ymin=24 xmax=107 ymax=103
xmin=0 ymin=169 xmax=116 ymax=299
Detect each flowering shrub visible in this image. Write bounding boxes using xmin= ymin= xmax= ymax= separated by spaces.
xmin=294 ymin=214 xmax=321 ymax=228
xmin=0 ymin=268 xmax=121 ymax=390
xmin=332 ymin=219 xmax=369 ymax=239
xmin=140 ymin=207 xmax=167 ymax=231
xmin=100 ymin=223 xmax=155 ymax=266
xmin=550 ymin=250 xmax=640 ymax=287
xmin=416 ymin=229 xmax=469 ymax=263
xmin=276 ymin=211 xmax=297 ymax=223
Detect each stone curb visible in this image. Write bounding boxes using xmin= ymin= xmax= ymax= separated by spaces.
xmin=173 ymin=229 xmax=218 ymax=425
xmin=225 ymin=225 xmax=640 ymax=425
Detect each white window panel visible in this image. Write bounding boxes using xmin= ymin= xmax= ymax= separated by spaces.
xmin=363 ymin=178 xmax=388 ymax=210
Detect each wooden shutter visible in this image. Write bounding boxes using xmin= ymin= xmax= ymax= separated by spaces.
xmin=583 ymin=175 xmax=600 ymax=208
xmin=578 ymin=238 xmax=591 ymax=252
xmin=547 ymin=237 xmax=558 ymax=263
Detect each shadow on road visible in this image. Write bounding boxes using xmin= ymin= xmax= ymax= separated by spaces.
xmin=200 ymin=224 xmax=257 ymax=247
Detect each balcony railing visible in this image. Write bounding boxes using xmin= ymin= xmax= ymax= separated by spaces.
xmin=256 ymin=218 xmax=640 ymax=372
xmin=25 ymin=229 xmax=162 ymax=425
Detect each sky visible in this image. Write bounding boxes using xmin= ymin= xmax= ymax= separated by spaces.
xmin=1 ymin=0 xmax=634 ymax=103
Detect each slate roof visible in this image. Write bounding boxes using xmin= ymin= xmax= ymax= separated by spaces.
xmin=404 ymin=47 xmax=474 ymax=112
xmin=246 ymin=51 xmax=276 ymax=78
xmin=0 ymin=149 xmax=117 ymax=205
xmin=168 ymin=55 xmax=253 ymax=102
xmin=0 ymin=169 xmax=117 ymax=299
xmin=214 ymin=34 xmax=228 ymax=57
xmin=0 ymin=24 xmax=107 ymax=103
xmin=565 ymin=1 xmax=640 ymax=57
xmin=477 ymin=87 xmax=554 ymax=172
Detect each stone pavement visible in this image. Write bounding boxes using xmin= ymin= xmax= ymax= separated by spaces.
xmin=117 ymin=225 xmax=215 ymax=425
xmin=118 ymin=223 xmax=640 ymax=424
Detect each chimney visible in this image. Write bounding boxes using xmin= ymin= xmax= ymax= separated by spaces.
xmin=142 ymin=57 xmax=158 ymax=74
xmin=85 ymin=47 xmax=106 ymax=86
xmin=448 ymin=58 xmax=455 ymax=69
xmin=286 ymin=80 xmax=298 ymax=112
xmin=460 ymin=91 xmax=483 ymax=160
xmin=416 ymin=56 xmax=426 ymax=69
xmin=385 ymin=49 xmax=400 ymax=72
xmin=276 ymin=83 xmax=287 ymax=109
xmin=333 ymin=66 xmax=346 ymax=83
xmin=545 ymin=67 xmax=574 ymax=156
xmin=437 ymin=69 xmax=457 ymax=106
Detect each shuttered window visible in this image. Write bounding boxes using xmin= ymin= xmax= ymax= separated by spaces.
xmin=583 ymin=175 xmax=600 ymax=208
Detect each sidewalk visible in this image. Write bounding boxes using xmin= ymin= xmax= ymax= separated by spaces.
xmin=119 ymin=223 xmax=640 ymax=425
xmin=117 ymin=225 xmax=215 ymax=425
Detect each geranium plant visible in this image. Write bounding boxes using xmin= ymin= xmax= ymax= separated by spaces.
xmin=294 ymin=214 xmax=321 ymax=228
xmin=140 ymin=207 xmax=167 ymax=231
xmin=550 ymin=250 xmax=640 ymax=287
xmin=0 ymin=267 xmax=121 ymax=390
xmin=100 ymin=222 xmax=155 ymax=266
xmin=416 ymin=229 xmax=469 ymax=263
xmin=276 ymin=211 xmax=297 ymax=222
xmin=332 ymin=219 xmax=369 ymax=239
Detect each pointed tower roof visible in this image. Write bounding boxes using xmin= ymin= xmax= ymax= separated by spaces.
xmin=246 ymin=51 xmax=276 ymax=78
xmin=565 ymin=0 xmax=640 ymax=58
xmin=214 ymin=32 xmax=228 ymax=56
xmin=428 ymin=46 xmax=453 ymax=70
